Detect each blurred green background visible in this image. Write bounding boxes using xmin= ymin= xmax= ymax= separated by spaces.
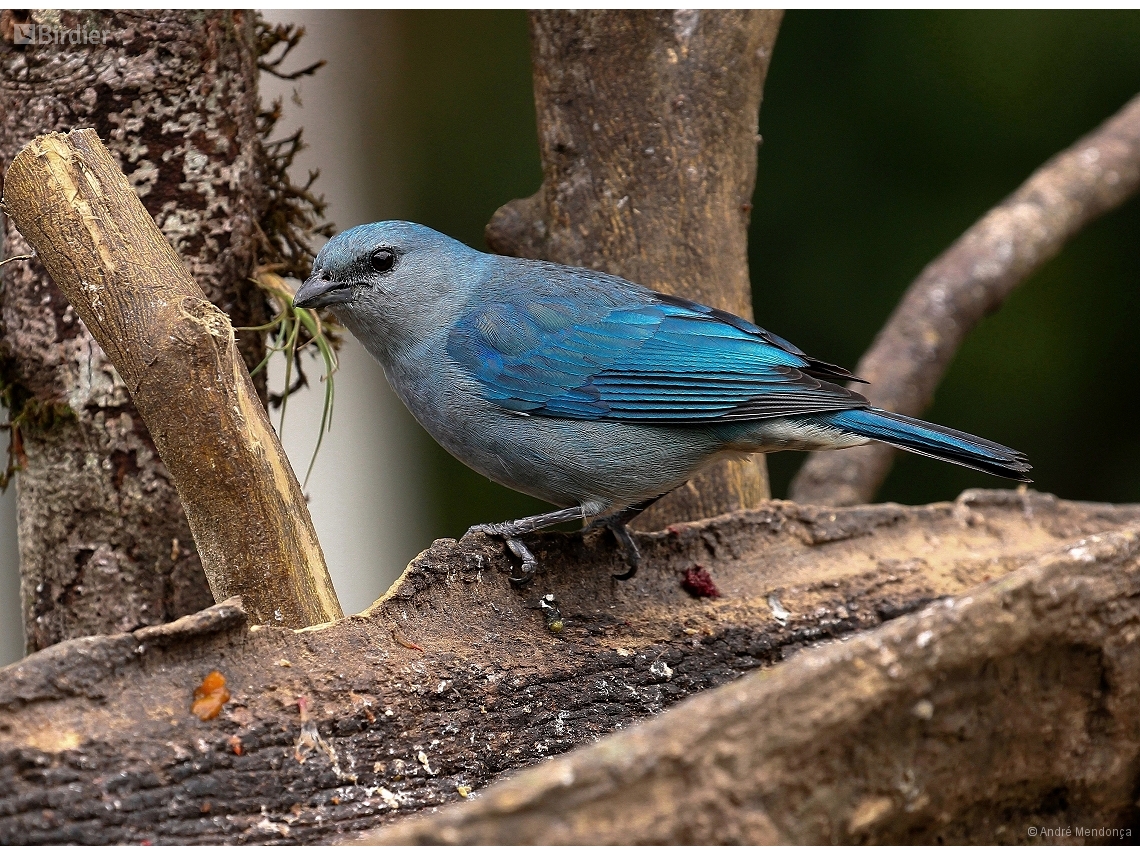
xmin=387 ymin=10 xmax=1140 ymax=538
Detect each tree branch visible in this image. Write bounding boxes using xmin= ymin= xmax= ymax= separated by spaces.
xmin=487 ymin=10 xmax=783 ymax=528
xmin=791 ymin=92 xmax=1140 ymax=506
xmin=369 ymin=520 xmax=1140 ymax=844
xmin=1 ymin=489 xmax=1138 ymax=842
xmin=2 ymin=129 xmax=341 ymax=628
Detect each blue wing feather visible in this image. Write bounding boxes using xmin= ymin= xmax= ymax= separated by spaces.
xmin=447 ymin=290 xmax=866 ymax=424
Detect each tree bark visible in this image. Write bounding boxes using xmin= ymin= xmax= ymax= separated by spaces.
xmin=1 ymin=489 xmax=1139 ymax=843
xmin=486 ymin=10 xmax=782 ymax=528
xmin=790 ymin=91 xmax=1140 ymax=507
xmin=0 ymin=10 xmax=269 ymax=649
xmin=372 ymin=519 xmax=1140 ymax=845
xmin=3 ymin=129 xmax=341 ymax=629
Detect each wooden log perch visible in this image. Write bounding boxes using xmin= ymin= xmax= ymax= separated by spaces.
xmin=791 ymin=91 xmax=1140 ymax=507
xmin=1 ymin=129 xmax=341 ymax=628
xmin=487 ymin=10 xmax=783 ymax=528
xmin=1 ymin=489 xmax=1139 ymax=843
xmin=371 ymin=516 xmax=1140 ymax=844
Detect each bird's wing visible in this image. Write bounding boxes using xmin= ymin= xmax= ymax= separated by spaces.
xmin=447 ymin=293 xmax=867 ymax=423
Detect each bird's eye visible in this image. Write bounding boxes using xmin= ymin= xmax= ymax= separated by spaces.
xmin=370 ymin=248 xmax=397 ymax=274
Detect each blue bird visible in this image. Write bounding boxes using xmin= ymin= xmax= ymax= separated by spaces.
xmin=294 ymin=221 xmax=1031 ymax=583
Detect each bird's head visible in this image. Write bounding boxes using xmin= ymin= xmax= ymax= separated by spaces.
xmin=294 ymin=221 xmax=482 ymax=357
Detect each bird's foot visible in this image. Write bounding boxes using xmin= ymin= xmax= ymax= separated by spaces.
xmin=583 ymin=491 xmax=675 ymax=581
xmin=464 ymin=506 xmax=585 ymax=586
xmin=584 ymin=512 xmax=642 ymax=580
xmin=466 ymin=522 xmax=538 ymax=585
xmin=608 ymin=520 xmax=641 ymax=580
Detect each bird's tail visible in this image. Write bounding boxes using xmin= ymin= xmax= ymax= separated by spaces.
xmin=820 ymin=407 xmax=1032 ymax=482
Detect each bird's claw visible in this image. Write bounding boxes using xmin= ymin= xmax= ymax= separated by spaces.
xmin=465 ymin=523 xmax=538 ymax=585
xmin=465 ymin=503 xmax=640 ymax=586
xmin=607 ymin=520 xmax=641 ymax=581
xmin=583 ymin=514 xmax=641 ymax=580
xmin=503 ymin=537 xmax=538 ymax=585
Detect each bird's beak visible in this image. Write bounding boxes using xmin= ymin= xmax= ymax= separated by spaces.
xmin=293 ymin=275 xmax=354 ymax=310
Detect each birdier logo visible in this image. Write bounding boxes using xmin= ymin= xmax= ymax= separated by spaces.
xmin=13 ymin=23 xmax=109 ymax=46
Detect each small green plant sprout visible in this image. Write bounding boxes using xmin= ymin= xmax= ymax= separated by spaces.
xmin=246 ymin=266 xmax=340 ymax=488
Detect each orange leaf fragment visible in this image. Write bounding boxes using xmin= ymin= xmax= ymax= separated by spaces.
xmin=191 ymin=670 xmax=230 ymax=721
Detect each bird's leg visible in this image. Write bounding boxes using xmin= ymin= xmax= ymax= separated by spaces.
xmin=466 ymin=506 xmax=585 ymax=585
xmin=585 ymin=492 xmax=670 ymax=581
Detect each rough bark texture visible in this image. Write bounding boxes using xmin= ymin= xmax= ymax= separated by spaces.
xmin=3 ymin=129 xmax=341 ymax=628
xmin=791 ymin=91 xmax=1140 ymax=507
xmin=0 ymin=10 xmax=271 ymax=650
xmin=486 ymin=10 xmax=782 ymax=529
xmin=373 ymin=520 xmax=1140 ymax=845
xmin=1 ymin=490 xmax=1138 ymax=843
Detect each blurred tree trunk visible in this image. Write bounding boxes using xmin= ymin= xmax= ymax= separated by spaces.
xmin=0 ymin=10 xmax=270 ymax=651
xmin=487 ymin=10 xmax=782 ymax=528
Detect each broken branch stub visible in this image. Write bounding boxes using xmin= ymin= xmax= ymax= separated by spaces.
xmin=791 ymin=91 xmax=1140 ymax=507
xmin=2 ymin=129 xmax=342 ymax=628
xmin=487 ymin=10 xmax=783 ymax=528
